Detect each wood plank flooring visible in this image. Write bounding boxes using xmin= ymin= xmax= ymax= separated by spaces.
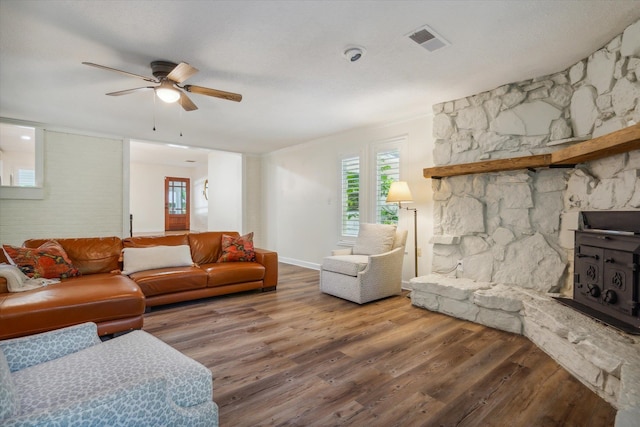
xmin=143 ymin=263 xmax=616 ymax=427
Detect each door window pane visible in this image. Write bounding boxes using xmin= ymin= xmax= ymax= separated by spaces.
xmin=168 ymin=180 xmax=187 ymax=214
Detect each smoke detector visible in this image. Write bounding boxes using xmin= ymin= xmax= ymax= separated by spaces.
xmin=343 ymin=46 xmax=366 ymax=62
xmin=407 ymin=24 xmax=449 ymax=52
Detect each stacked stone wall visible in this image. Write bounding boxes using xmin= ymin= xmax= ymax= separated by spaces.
xmin=430 ymin=20 xmax=640 ymax=294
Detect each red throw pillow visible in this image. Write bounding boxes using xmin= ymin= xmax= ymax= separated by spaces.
xmin=217 ymin=232 xmax=256 ymax=262
xmin=2 ymin=240 xmax=81 ymax=279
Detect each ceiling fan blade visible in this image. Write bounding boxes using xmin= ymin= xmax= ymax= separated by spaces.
xmin=167 ymin=62 xmax=199 ymax=84
xmin=106 ymin=87 xmax=155 ymax=96
xmin=179 ymin=92 xmax=198 ymax=111
xmin=183 ymin=85 xmax=242 ymax=102
xmin=82 ymin=62 xmax=157 ymax=83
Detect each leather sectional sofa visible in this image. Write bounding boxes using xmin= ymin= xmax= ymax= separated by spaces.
xmin=0 ymin=232 xmax=278 ymax=340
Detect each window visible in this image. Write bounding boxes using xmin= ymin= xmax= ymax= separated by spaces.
xmin=340 ymin=137 xmax=405 ymax=237
xmin=341 ymin=156 xmax=360 ymax=236
xmin=0 ymin=123 xmax=36 ymax=187
xmin=0 ymin=120 xmax=44 ymax=199
xmin=376 ymin=148 xmax=400 ymax=225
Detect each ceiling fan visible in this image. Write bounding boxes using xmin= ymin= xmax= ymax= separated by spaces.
xmin=82 ymin=60 xmax=242 ymax=111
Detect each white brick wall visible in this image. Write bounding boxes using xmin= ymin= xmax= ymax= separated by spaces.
xmin=0 ymin=130 xmax=124 ymax=245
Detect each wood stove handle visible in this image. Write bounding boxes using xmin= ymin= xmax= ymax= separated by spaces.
xmin=587 ymin=284 xmax=601 ymax=298
xmin=576 ymin=253 xmax=599 ymax=260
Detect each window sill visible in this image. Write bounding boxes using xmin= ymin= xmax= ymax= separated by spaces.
xmin=0 ymin=186 xmax=45 ymax=200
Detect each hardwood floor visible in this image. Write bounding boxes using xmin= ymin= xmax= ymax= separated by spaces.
xmin=143 ymin=263 xmax=616 ymax=427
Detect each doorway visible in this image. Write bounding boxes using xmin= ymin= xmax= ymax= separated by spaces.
xmin=165 ymin=177 xmax=190 ymax=231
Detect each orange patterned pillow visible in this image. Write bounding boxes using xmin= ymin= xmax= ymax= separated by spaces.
xmin=217 ymin=232 xmax=256 ymax=262
xmin=2 ymin=240 xmax=81 ymax=279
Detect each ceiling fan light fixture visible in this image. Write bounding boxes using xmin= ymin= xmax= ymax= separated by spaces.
xmin=83 ymin=60 xmax=242 ymax=110
xmin=155 ymin=81 xmax=180 ymax=103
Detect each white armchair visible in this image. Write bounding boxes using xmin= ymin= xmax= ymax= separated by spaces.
xmin=320 ymin=224 xmax=408 ymax=304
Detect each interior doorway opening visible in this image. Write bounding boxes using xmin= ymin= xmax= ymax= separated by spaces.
xmin=129 ymin=140 xmax=210 ymax=236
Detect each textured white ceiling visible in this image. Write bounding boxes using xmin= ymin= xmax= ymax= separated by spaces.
xmin=1 ymin=1 xmax=639 ymax=155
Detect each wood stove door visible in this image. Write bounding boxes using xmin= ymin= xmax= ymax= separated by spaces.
xmin=602 ymin=249 xmax=638 ymax=318
xmin=575 ymin=245 xmax=603 ymax=305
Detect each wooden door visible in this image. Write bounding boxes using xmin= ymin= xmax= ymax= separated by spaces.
xmin=165 ymin=177 xmax=190 ymax=231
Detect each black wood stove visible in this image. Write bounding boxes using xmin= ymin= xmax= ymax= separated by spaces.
xmin=556 ymin=211 xmax=640 ymax=335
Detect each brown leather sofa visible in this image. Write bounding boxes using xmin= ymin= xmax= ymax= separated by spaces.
xmin=0 ymin=231 xmax=278 ymax=339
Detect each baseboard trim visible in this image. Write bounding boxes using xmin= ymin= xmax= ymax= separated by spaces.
xmin=279 ymin=257 xmax=321 ymax=271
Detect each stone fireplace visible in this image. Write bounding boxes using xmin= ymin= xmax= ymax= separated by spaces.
xmin=411 ymin=19 xmax=640 ymax=425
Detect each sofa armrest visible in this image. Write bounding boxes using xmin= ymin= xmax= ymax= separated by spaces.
xmin=331 ymin=248 xmax=353 ymax=256
xmin=0 ymin=322 xmax=101 ymax=372
xmin=254 ymin=248 xmax=278 ymax=289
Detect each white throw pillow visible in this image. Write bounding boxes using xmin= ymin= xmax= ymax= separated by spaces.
xmin=352 ymin=223 xmax=397 ymax=255
xmin=121 ymin=245 xmax=194 ymax=275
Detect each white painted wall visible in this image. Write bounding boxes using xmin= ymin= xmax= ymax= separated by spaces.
xmin=191 ymin=163 xmax=209 ymax=232
xmin=208 ymin=151 xmax=243 ymax=231
xmin=0 ymin=130 xmax=123 ymax=245
xmin=244 ymin=154 xmax=264 ymax=247
xmin=260 ymin=115 xmax=434 ymax=284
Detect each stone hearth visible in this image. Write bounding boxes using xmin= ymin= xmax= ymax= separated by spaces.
xmin=411 ymin=274 xmax=640 ymax=426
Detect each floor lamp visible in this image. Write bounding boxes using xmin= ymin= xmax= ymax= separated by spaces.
xmin=386 ymin=181 xmax=418 ymax=277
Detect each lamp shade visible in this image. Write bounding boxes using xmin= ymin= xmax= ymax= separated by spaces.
xmin=156 ymin=81 xmax=180 ymax=103
xmin=386 ymin=181 xmax=413 ymax=203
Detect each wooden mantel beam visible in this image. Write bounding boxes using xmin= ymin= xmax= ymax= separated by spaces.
xmin=423 ymin=123 xmax=640 ymax=179
xmin=423 ymin=154 xmax=551 ymax=179
xmin=551 ymin=123 xmax=640 ymax=165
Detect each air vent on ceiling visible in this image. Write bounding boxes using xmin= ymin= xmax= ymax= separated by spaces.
xmin=407 ymin=25 xmax=449 ymax=52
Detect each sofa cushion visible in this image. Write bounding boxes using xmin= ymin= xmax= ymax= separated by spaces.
xmin=202 ymin=262 xmax=265 ymax=287
xmin=188 ymin=231 xmax=238 ymax=265
xmin=123 ymin=234 xmax=189 ymax=248
xmin=0 ymin=349 xmax=18 ymax=421
xmin=11 ymin=330 xmax=213 ymax=417
xmin=217 ymin=232 xmax=256 ymax=262
xmin=352 ymin=223 xmax=397 ymax=255
xmin=0 ymin=274 xmax=145 ymax=340
xmin=3 ymin=241 xmax=80 ymax=279
xmin=23 ymin=237 xmax=123 ymax=275
xmin=129 ymin=266 xmax=208 ymax=297
xmin=121 ymin=245 xmax=194 ymax=275
xmin=322 ymin=255 xmax=369 ymax=277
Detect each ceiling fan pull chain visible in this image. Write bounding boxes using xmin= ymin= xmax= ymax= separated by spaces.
xmin=153 ymin=92 xmax=157 ymax=131
xmin=179 ymin=102 xmax=183 ymax=137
